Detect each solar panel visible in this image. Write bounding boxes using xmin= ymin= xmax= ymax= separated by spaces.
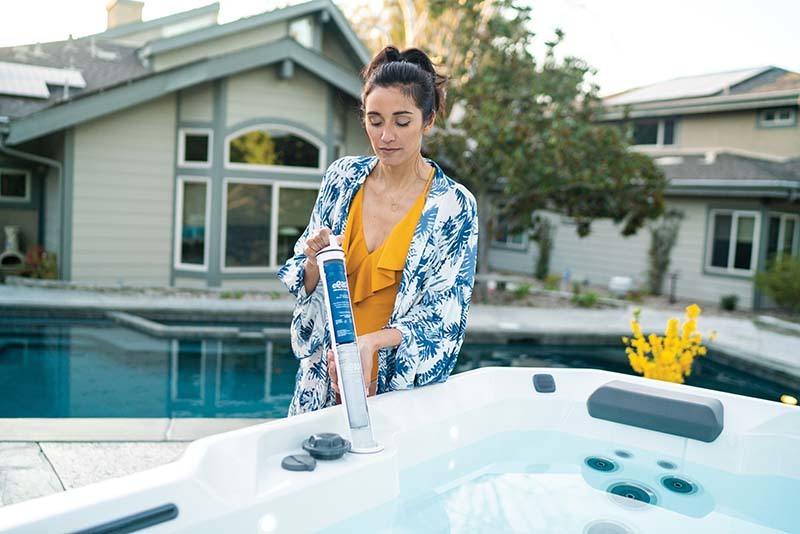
xmin=604 ymin=66 xmax=771 ymax=106
xmin=0 ymin=61 xmax=86 ymax=99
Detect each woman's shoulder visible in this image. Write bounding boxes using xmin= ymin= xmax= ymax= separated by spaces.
xmin=324 ymin=155 xmax=376 ymax=183
xmin=433 ymin=166 xmax=477 ymax=219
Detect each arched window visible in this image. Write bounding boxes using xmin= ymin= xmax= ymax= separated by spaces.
xmin=226 ymin=126 xmax=323 ymax=172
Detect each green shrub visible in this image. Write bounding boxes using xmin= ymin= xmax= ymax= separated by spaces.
xmin=543 ymin=274 xmax=561 ymax=291
xmin=719 ymin=294 xmax=738 ymax=311
xmin=756 ymin=257 xmax=800 ymax=312
xmin=220 ymin=290 xmax=245 ymax=300
xmin=513 ymin=282 xmax=531 ymax=299
xmin=572 ymin=291 xmax=599 ymax=308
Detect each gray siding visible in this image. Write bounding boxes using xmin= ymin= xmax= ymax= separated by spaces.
xmin=487 ymin=197 xmax=762 ymax=307
xmin=548 ymin=212 xmax=651 ymax=288
xmin=321 ymin=28 xmax=361 ymax=72
xmin=153 ymin=23 xmax=288 ymax=72
xmin=226 ymin=66 xmax=327 ymax=133
xmin=71 ymin=95 xmax=176 ymax=285
xmin=488 ymin=242 xmax=537 ymax=274
xmin=342 ymin=101 xmax=370 ymax=156
xmin=668 ymin=198 xmax=754 ymax=308
xmin=174 ymin=276 xmax=209 ymax=289
xmin=180 ymin=83 xmax=214 ymax=122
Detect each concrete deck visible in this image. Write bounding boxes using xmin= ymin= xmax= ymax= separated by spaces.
xmin=1 ymin=284 xmax=798 ymax=509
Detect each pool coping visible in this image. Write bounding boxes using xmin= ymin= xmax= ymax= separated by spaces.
xmin=0 ymin=418 xmax=276 ymax=442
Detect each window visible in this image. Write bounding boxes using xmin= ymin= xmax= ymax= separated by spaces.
xmin=278 ymin=187 xmax=318 ymax=263
xmin=706 ymin=209 xmax=760 ymax=275
xmin=0 ymin=169 xmax=30 ymax=201
xmin=631 ymin=119 xmax=676 ymax=146
xmin=178 ymin=129 xmax=212 ymax=167
xmin=226 ymin=126 xmax=324 ymax=172
xmin=766 ymin=213 xmax=799 ymax=261
xmin=223 ymin=180 xmax=272 ymax=270
xmin=492 ymin=221 xmax=526 ymax=249
xmin=220 ymin=180 xmax=318 ymax=271
xmin=759 ymin=108 xmax=796 ymax=128
xmin=174 ymin=177 xmax=210 ymax=270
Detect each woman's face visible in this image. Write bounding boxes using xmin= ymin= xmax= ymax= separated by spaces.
xmin=363 ymin=85 xmax=433 ymax=167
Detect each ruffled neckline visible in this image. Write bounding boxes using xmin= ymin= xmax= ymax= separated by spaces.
xmin=343 ymin=169 xmax=433 ymax=304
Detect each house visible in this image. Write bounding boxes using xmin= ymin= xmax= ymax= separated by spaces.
xmin=489 ymin=66 xmax=800 ymax=310
xmin=0 ymin=0 xmax=371 ymax=290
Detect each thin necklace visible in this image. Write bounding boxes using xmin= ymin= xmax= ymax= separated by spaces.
xmin=376 ymin=162 xmax=430 ymax=212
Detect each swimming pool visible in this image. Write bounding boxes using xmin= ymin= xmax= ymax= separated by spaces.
xmin=0 ymin=368 xmax=796 ymax=532
xmin=0 ymin=314 xmax=796 ymax=418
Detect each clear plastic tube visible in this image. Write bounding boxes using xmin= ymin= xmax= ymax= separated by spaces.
xmin=316 ymin=235 xmax=382 ymax=453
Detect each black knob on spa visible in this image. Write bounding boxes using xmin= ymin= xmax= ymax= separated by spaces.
xmin=302 ymin=432 xmax=351 ymax=460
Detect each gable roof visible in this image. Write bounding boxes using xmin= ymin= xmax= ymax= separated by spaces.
xmin=97 ymin=2 xmax=220 ymax=40
xmin=0 ymin=38 xmax=148 ymax=120
xmin=602 ymin=66 xmax=800 ymax=119
xmin=5 ymin=37 xmax=362 ymax=145
xmin=139 ymin=0 xmax=370 ymax=66
xmin=0 ymin=0 xmax=370 ymax=145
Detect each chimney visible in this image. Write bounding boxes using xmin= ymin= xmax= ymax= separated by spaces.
xmin=106 ymin=0 xmax=144 ymax=29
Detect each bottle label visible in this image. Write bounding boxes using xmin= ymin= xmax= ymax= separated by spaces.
xmin=323 ymin=259 xmax=356 ymax=344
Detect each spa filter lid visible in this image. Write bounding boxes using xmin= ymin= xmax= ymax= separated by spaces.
xmin=302 ymin=432 xmax=351 ymax=460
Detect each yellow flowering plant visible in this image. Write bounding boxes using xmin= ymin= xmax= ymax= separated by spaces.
xmin=623 ymin=304 xmax=717 ymax=384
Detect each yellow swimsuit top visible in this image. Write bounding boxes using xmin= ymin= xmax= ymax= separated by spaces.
xmin=342 ymin=167 xmax=434 ymax=382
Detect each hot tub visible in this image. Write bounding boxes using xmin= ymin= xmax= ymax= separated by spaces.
xmin=1 ymin=368 xmax=797 ymax=533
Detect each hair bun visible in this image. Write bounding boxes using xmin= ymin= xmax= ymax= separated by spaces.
xmin=398 ymin=48 xmax=434 ymax=75
xmin=362 ymin=45 xmax=401 ymax=82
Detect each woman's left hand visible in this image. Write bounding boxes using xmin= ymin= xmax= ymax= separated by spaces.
xmin=327 ymin=334 xmax=378 ymax=400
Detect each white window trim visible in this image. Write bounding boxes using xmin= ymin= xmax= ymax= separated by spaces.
xmin=705 ymin=209 xmax=761 ymax=276
xmin=224 ymin=123 xmax=327 ymax=175
xmin=768 ymin=212 xmax=800 ymax=259
xmin=170 ymin=339 xmax=206 ymax=403
xmin=174 ymin=176 xmax=211 ymax=271
xmin=632 ymin=119 xmax=675 ymax=147
xmin=177 ymin=128 xmax=213 ymax=169
xmin=0 ymin=168 xmax=32 ymax=202
xmin=759 ymin=108 xmax=797 ymax=128
xmin=491 ymin=233 xmax=527 ymax=250
xmin=221 ymin=177 xmax=320 ymax=273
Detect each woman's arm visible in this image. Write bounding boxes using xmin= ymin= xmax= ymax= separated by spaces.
xmin=276 ymin=173 xmax=331 ymax=360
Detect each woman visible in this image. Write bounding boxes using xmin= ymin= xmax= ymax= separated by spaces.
xmin=277 ymin=46 xmax=478 ymax=416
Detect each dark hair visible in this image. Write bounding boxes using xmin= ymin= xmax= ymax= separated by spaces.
xmin=361 ymin=46 xmax=447 ymax=126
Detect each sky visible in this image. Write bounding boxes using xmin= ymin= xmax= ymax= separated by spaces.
xmin=0 ymin=0 xmax=798 ymax=96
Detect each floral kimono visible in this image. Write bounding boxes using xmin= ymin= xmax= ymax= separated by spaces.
xmin=277 ymin=155 xmax=478 ymax=415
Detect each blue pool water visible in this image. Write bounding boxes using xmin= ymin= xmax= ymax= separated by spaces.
xmin=0 ymin=316 xmax=795 ymax=418
xmin=326 ymin=431 xmax=799 ymax=533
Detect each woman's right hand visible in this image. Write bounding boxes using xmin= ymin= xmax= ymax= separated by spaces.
xmin=303 ymin=227 xmax=342 ymax=267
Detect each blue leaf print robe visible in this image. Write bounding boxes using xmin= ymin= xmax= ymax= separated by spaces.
xmin=277 ymin=155 xmax=479 ymax=416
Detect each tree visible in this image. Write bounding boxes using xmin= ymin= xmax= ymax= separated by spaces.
xmin=424 ymin=0 xmax=666 ymax=274
xmin=343 ymin=0 xmax=667 ymax=275
xmin=647 ymin=209 xmax=684 ymax=295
